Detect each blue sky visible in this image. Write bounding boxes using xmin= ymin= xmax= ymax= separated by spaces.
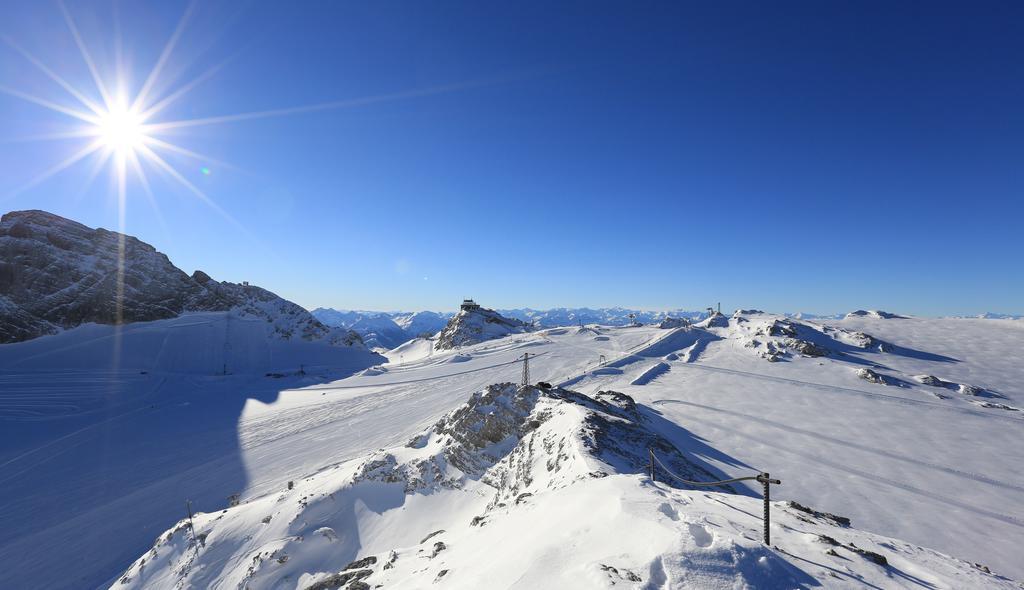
xmin=1 ymin=1 xmax=1022 ymax=315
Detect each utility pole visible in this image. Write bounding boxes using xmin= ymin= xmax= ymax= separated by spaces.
xmin=521 ymin=352 xmax=530 ymax=386
xmin=185 ymin=500 xmax=199 ymax=557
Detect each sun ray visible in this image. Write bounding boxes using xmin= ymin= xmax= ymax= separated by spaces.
xmin=131 ymin=0 xmax=197 ymax=113
xmin=0 ymin=128 xmax=104 ymax=144
xmin=145 ymin=78 xmax=499 ymax=132
xmin=0 ymin=84 xmax=100 ymax=123
xmin=70 ymin=148 xmax=113 ymax=204
xmin=59 ymin=0 xmax=114 ymax=109
xmin=138 ymin=55 xmax=235 ymax=121
xmin=136 ymin=143 xmax=238 ymax=224
xmin=138 ymin=142 xmax=272 ymax=250
xmin=126 ymin=148 xmax=169 ymax=236
xmin=143 ymin=135 xmax=242 ymax=173
xmin=4 ymin=140 xmax=105 ymax=200
xmin=2 ymin=35 xmax=104 ymax=115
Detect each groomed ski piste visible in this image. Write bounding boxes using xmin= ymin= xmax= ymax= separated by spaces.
xmin=1 ymin=311 xmax=1022 ymax=588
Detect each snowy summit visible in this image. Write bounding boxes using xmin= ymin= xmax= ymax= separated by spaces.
xmin=434 ymin=299 xmax=531 ymax=350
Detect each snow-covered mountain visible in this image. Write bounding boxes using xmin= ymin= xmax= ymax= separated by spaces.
xmin=345 ymin=314 xmax=410 ymax=350
xmin=316 ymin=305 xmax=713 ymax=352
xmin=845 ymin=309 xmax=908 ymax=320
xmin=0 ymin=210 xmax=360 ymax=347
xmin=312 ymin=307 xmax=716 ymax=350
xmin=5 ymin=309 xmax=1024 ymax=589
xmin=312 ymin=308 xmax=452 ymax=349
xmin=308 ymin=308 xmax=371 ymax=329
xmin=117 ymin=381 xmax=1017 ymax=589
xmin=498 ymin=307 xmax=705 ymax=327
xmin=967 ymin=312 xmax=1024 ymax=320
xmin=435 ymin=302 xmax=531 ymax=349
xmin=392 ymin=310 xmax=450 ymax=337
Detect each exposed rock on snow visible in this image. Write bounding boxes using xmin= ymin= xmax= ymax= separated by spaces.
xmin=434 ymin=304 xmax=530 ymax=350
xmin=958 ymin=383 xmax=982 ymax=396
xmin=915 ymin=374 xmax=945 ymax=387
xmin=658 ymin=316 xmax=690 ymax=329
xmin=0 ymin=210 xmax=360 ymax=346
xmin=787 ymin=338 xmax=830 ymax=357
xmin=695 ymin=311 xmax=729 ymax=328
xmin=116 ymin=383 xmax=1021 ymax=590
xmin=913 ymin=375 xmax=987 ymax=397
xmin=759 ymin=319 xmax=798 ymax=338
xmin=856 ymin=368 xmax=892 ymax=385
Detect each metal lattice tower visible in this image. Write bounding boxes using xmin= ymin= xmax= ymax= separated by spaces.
xmin=521 ymin=352 xmax=530 ymax=386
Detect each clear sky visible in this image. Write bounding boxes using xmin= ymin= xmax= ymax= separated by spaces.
xmin=1 ymin=1 xmax=1022 ymax=316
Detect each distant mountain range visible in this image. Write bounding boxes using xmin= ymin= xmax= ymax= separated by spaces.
xmin=311 ymin=306 xmax=711 ymax=350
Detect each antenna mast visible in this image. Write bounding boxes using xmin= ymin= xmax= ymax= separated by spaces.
xmin=521 ymin=352 xmax=530 ymax=386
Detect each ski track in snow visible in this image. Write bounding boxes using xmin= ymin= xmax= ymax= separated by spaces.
xmin=2 ymin=315 xmax=1024 ymax=587
xmin=670 ymin=408 xmax=1024 ymax=529
xmin=668 ymin=361 xmax=1023 ymax=423
xmin=656 ymin=399 xmax=1024 ymax=494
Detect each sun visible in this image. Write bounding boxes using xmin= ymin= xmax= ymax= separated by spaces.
xmin=3 ymin=1 xmax=478 ymax=218
xmin=95 ymin=102 xmax=148 ymax=154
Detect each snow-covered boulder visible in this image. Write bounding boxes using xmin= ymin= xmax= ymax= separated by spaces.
xmin=435 ymin=304 xmax=530 ymax=350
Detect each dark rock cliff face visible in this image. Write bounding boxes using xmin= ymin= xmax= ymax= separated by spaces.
xmin=0 ymin=210 xmax=357 ymax=345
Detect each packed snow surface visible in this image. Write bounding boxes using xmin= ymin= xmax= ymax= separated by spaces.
xmin=118 ymin=383 xmax=1014 ymax=590
xmin=2 ymin=312 xmax=1022 ymax=589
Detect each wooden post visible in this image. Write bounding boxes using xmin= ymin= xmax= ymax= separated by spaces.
xmin=649 ymin=449 xmax=655 ymax=482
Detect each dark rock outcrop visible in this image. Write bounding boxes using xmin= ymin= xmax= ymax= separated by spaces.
xmin=0 ymin=210 xmax=360 ymax=345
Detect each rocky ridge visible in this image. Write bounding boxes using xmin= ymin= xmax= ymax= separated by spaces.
xmin=434 ymin=305 xmax=531 ymax=350
xmin=0 ymin=210 xmax=360 ymax=346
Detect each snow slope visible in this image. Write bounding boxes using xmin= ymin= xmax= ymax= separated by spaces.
xmin=119 ymin=382 xmax=1015 ymax=589
xmin=561 ymin=312 xmax=1024 ymax=580
xmin=4 ymin=313 xmax=1023 ymax=588
xmin=0 ymin=314 xmax=384 ymax=589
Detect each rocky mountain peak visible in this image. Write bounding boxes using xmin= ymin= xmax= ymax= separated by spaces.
xmin=0 ymin=209 xmax=359 ymax=346
xmin=434 ymin=302 xmax=530 ymax=350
